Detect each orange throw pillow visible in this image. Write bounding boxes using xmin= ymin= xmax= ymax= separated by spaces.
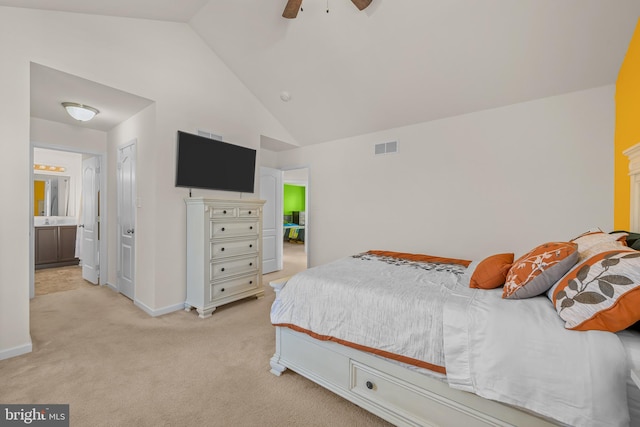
xmin=503 ymin=242 xmax=578 ymax=299
xmin=469 ymin=253 xmax=514 ymax=289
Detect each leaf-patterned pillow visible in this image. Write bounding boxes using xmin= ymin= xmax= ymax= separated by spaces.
xmin=549 ymin=250 xmax=640 ymax=332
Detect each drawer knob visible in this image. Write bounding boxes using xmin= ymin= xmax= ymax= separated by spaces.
xmin=221 ymin=247 xmax=225 ymax=252
xmin=250 ymin=226 xmax=253 ymax=230
xmin=249 ymin=244 xmax=253 ymax=248
xmin=221 ymin=227 xmax=225 ymax=232
xmin=221 ymin=288 xmax=225 ymax=292
xmin=249 ymin=262 xmax=253 ymax=266
xmin=366 ymin=381 xmax=374 ymax=390
xmin=249 ymin=281 xmax=253 ymax=284
xmin=248 ymin=211 xmax=252 ymax=214
xmin=221 ymin=268 xmax=225 ymax=272
xmin=223 ymin=210 xmax=227 ymax=214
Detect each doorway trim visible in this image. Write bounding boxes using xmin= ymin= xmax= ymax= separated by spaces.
xmin=280 ymin=165 xmax=311 ymax=268
xmin=30 ymin=142 xmax=108 ymax=299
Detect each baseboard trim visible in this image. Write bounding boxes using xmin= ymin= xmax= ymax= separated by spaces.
xmin=0 ymin=341 xmax=33 ymax=361
xmin=134 ymin=300 xmax=184 ymax=317
xmin=105 ymin=282 xmax=182 ymax=317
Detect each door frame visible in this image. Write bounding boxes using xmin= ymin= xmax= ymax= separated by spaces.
xmin=30 ymin=142 xmax=108 ymax=298
xmin=280 ymin=165 xmax=310 ymax=267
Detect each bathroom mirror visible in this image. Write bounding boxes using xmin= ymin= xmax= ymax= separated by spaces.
xmin=34 ymin=174 xmax=72 ymax=217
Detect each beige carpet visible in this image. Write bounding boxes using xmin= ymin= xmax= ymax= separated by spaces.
xmin=2 ymin=243 xmax=391 ymax=426
xmin=35 ymin=265 xmax=93 ymax=296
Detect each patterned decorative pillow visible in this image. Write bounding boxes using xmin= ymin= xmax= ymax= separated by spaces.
xmin=571 ymin=230 xmax=627 ymax=261
xmin=469 ymin=253 xmax=514 ymax=289
xmin=550 ymin=250 xmax=640 ymax=332
xmin=503 ymin=242 xmax=578 ymax=299
xmin=580 ymin=240 xmax=629 ymax=261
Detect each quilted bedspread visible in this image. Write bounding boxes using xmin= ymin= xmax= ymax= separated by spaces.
xmin=271 ymin=251 xmax=469 ymax=372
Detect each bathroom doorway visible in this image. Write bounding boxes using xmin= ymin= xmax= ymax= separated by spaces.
xmin=30 ymin=145 xmax=106 ymax=299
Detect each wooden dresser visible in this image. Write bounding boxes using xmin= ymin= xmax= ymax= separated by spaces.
xmin=185 ymin=197 xmax=265 ymax=318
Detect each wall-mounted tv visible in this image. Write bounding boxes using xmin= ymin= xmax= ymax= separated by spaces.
xmin=175 ymin=131 xmax=256 ymax=193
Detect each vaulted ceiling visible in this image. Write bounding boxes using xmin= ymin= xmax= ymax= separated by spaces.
xmin=3 ymin=0 xmax=640 ymax=145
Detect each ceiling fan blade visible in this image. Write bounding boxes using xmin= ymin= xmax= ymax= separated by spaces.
xmin=283 ymin=0 xmax=303 ymax=19
xmin=351 ymin=0 xmax=372 ymax=11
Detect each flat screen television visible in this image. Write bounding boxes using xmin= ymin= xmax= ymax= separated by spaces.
xmin=175 ymin=131 xmax=256 ymax=193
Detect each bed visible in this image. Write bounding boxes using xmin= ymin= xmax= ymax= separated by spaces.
xmin=269 ymin=237 xmax=640 ymax=427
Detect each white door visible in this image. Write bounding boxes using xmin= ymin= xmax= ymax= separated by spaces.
xmin=260 ymin=167 xmax=283 ymax=274
xmin=117 ymin=142 xmax=136 ymax=300
xmin=81 ymin=156 xmax=100 ymax=284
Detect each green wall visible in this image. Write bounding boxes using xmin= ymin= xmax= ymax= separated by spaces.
xmin=284 ymin=184 xmax=305 ymax=215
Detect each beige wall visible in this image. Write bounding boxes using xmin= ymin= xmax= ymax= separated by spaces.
xmin=0 ymin=6 xmax=295 ymax=359
xmin=277 ymin=86 xmax=615 ymax=266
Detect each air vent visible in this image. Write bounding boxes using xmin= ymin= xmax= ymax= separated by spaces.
xmin=197 ymin=129 xmax=223 ymax=141
xmin=374 ymin=141 xmax=398 ymax=155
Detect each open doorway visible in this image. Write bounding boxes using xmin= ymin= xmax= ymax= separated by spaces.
xmin=260 ymin=166 xmax=309 ymax=281
xmin=30 ymin=146 xmax=106 ymax=298
xmin=282 ymin=168 xmax=308 ymax=273
xmin=29 ymin=62 xmax=154 ymax=307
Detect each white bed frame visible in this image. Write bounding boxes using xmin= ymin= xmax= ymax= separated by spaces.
xmin=269 ymin=279 xmax=558 ymax=427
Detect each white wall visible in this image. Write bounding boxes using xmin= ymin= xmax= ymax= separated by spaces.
xmin=0 ymin=6 xmax=295 ymax=359
xmin=259 ymin=148 xmax=278 ymax=169
xmin=31 ymin=117 xmax=108 ymax=154
xmin=277 ymin=86 xmax=615 ymax=266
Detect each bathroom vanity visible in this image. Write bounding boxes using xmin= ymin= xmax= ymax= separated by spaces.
xmin=34 ymin=224 xmax=79 ymax=269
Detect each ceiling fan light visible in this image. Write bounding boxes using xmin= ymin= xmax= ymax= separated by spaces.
xmin=62 ymin=102 xmax=99 ymax=121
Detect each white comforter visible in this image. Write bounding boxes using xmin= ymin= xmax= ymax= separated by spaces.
xmin=271 ymin=252 xmax=467 ymax=370
xmin=444 ymin=284 xmax=630 ymax=427
xmin=270 ymin=253 xmax=630 ymax=426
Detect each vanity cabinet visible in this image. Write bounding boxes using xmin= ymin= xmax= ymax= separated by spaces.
xmin=35 ymin=225 xmax=80 ymax=269
xmin=184 ymin=198 xmax=266 ymax=318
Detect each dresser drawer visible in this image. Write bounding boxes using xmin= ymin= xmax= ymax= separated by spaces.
xmin=351 ymin=361 xmax=487 ymax=426
xmin=210 ymin=274 xmax=259 ymax=301
xmin=209 ymin=206 xmax=237 ymax=219
xmin=238 ymin=207 xmax=259 ymax=218
xmin=211 ymin=238 xmax=258 ymax=259
xmin=211 ymin=256 xmax=258 ymax=279
xmin=210 ymin=221 xmax=258 ymax=238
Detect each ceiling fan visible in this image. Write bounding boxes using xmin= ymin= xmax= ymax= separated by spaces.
xmin=282 ymin=0 xmax=372 ymax=19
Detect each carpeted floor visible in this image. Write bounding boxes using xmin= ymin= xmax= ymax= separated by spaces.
xmin=34 ymin=265 xmax=94 ymax=296
xmin=2 ymin=243 xmax=391 ymax=426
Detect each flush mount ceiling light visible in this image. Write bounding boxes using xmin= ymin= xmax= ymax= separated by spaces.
xmin=61 ymin=102 xmax=99 ymax=122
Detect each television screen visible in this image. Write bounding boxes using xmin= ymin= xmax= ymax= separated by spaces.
xmin=175 ymin=131 xmax=256 ymax=193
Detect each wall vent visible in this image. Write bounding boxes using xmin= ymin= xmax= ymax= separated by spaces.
xmin=374 ymin=141 xmax=398 ymax=155
xmin=197 ymin=129 xmax=223 ymax=141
